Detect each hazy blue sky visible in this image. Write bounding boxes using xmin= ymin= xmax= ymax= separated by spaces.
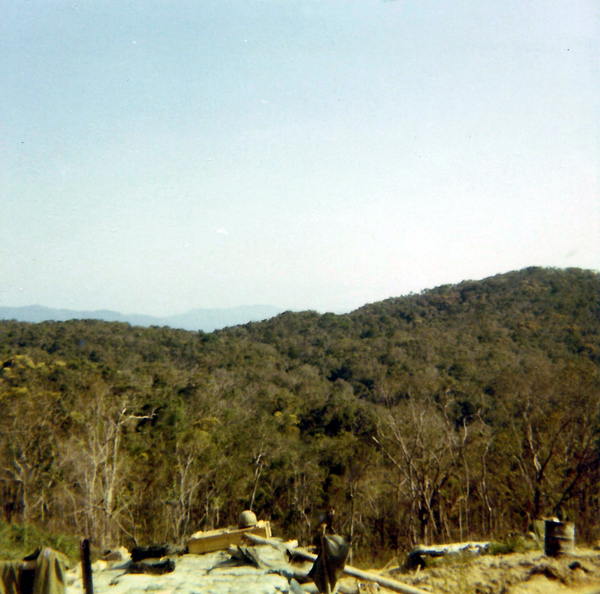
xmin=1 ymin=0 xmax=598 ymax=315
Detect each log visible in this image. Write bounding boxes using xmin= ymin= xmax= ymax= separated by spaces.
xmin=128 ymin=559 xmax=176 ymax=575
xmin=406 ymin=542 xmax=490 ymax=569
xmin=243 ymin=533 xmax=431 ymax=594
xmin=241 ymin=533 xmax=294 ymax=550
xmin=341 ymin=565 xmax=431 ymax=594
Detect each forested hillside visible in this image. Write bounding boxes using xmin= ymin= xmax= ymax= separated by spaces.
xmin=1 ymin=267 xmax=600 ymax=559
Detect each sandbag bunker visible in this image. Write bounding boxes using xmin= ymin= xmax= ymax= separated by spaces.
xmin=65 ymin=512 xmax=429 ymax=594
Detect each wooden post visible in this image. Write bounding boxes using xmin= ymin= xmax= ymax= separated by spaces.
xmin=80 ymin=539 xmax=94 ymax=594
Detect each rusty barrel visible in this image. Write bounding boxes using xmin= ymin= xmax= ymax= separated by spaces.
xmin=544 ymin=520 xmax=575 ymax=556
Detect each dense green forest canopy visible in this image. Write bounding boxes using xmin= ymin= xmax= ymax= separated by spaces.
xmin=1 ymin=267 xmax=600 ymax=559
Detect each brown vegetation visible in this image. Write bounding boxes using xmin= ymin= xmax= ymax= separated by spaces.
xmin=1 ymin=267 xmax=599 ymax=560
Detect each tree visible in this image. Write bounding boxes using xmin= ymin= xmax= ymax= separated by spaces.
xmin=494 ymin=362 xmax=600 ymax=531
xmin=60 ymin=382 xmax=148 ymax=548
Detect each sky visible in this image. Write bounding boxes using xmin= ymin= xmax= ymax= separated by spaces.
xmin=1 ymin=0 xmax=599 ymax=316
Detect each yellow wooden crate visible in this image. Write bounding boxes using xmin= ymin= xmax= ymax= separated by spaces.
xmin=187 ymin=520 xmax=272 ymax=555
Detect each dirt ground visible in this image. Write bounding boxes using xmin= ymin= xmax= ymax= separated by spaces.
xmin=66 ymin=541 xmax=600 ymax=594
xmin=349 ymin=549 xmax=600 ymax=594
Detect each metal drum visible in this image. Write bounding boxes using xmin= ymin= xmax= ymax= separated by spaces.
xmin=544 ymin=520 xmax=575 ymax=556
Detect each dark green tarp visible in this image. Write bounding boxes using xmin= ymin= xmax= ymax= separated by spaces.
xmin=308 ymin=535 xmax=349 ymax=594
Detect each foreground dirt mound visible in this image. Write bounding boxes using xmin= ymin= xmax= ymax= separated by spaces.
xmin=65 ymin=543 xmax=600 ymax=593
xmin=385 ymin=549 xmax=600 ymax=594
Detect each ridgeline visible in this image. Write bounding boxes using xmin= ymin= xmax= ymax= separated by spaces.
xmin=1 ymin=267 xmax=599 ymax=560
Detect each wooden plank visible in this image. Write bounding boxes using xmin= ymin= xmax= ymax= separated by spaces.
xmin=188 ymin=521 xmax=272 ymax=555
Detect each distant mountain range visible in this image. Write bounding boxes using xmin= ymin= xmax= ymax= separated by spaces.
xmin=0 ymin=304 xmax=286 ymax=332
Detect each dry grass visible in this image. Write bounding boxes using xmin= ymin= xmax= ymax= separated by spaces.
xmin=386 ymin=549 xmax=600 ymax=594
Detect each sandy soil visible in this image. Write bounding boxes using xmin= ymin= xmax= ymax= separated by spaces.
xmin=366 ymin=549 xmax=600 ymax=594
xmin=66 ymin=544 xmax=600 ymax=594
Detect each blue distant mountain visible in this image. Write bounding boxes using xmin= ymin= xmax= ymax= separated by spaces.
xmin=0 ymin=304 xmax=285 ymax=332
